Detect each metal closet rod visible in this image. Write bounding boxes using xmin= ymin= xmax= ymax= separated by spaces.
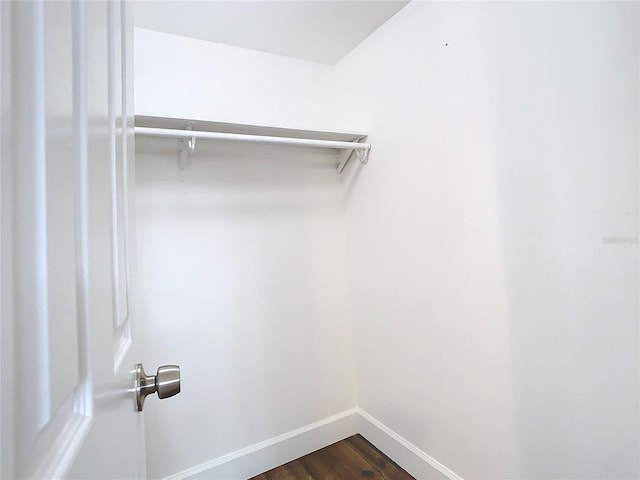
xmin=134 ymin=126 xmax=371 ymax=151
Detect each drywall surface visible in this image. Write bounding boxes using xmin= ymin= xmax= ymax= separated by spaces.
xmin=134 ymin=29 xmax=358 ymax=479
xmin=134 ymin=28 xmax=339 ymax=131
xmin=135 ymin=140 xmax=357 ymax=479
xmin=336 ymin=1 xmax=639 ymax=478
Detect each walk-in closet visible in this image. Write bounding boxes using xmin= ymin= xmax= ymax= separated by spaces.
xmin=2 ymin=2 xmax=638 ymax=480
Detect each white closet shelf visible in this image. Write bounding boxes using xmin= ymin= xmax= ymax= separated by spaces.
xmin=135 ymin=115 xmax=370 ymax=174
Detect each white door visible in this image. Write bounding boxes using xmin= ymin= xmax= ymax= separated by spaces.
xmin=1 ymin=1 xmax=153 ymax=478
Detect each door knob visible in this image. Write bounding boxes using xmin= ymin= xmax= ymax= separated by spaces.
xmin=135 ymin=363 xmax=180 ymax=412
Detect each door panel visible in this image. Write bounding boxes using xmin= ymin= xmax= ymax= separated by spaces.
xmin=1 ymin=1 xmax=143 ymax=478
xmin=69 ymin=3 xmax=142 ymax=477
xmin=108 ymin=0 xmax=134 ymax=368
xmin=8 ymin=2 xmax=93 ymax=477
xmin=43 ymin=0 xmax=81 ymax=418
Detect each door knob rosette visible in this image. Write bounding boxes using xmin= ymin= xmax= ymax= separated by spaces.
xmin=135 ymin=364 xmax=180 ymax=412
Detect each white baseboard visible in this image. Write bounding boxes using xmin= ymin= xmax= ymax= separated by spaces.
xmin=356 ymin=408 xmax=463 ymax=480
xmin=163 ymin=407 xmax=462 ymax=480
xmin=163 ymin=408 xmax=360 ymax=480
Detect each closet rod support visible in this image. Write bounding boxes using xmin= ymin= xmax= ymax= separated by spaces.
xmin=337 ymin=136 xmax=368 ymax=173
xmin=178 ymin=122 xmax=194 ymax=181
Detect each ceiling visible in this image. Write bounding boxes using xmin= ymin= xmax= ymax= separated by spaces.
xmin=131 ymin=1 xmax=410 ymax=65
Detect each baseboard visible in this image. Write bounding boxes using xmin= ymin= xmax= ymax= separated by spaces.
xmin=163 ymin=408 xmax=360 ymax=480
xmin=356 ymin=408 xmax=463 ymax=480
xmin=163 ymin=407 xmax=462 ymax=480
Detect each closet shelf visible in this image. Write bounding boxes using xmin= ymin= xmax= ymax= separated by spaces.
xmin=135 ymin=115 xmax=370 ymax=174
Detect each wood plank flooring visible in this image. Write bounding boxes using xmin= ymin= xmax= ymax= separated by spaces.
xmin=249 ymin=434 xmax=415 ymax=480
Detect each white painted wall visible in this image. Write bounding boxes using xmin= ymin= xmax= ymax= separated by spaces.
xmin=336 ymin=1 xmax=639 ymax=479
xmin=134 ymin=28 xmax=340 ymax=131
xmin=135 ymin=3 xmax=639 ymax=478
xmin=134 ymin=29 xmax=357 ymax=479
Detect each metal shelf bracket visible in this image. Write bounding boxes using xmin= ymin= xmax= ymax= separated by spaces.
xmin=178 ymin=122 xmax=195 ymax=181
xmin=337 ymin=136 xmax=368 ymax=173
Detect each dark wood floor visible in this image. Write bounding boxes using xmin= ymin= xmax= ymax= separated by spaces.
xmin=249 ymin=434 xmax=415 ymax=480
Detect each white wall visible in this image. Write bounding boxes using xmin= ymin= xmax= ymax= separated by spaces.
xmin=135 ymin=3 xmax=640 ymax=478
xmin=336 ymin=1 xmax=639 ymax=479
xmin=135 ymin=28 xmax=340 ymax=131
xmin=134 ymin=30 xmax=357 ymax=479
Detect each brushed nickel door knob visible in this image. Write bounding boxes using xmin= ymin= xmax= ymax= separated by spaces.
xmin=135 ymin=363 xmax=181 ymax=412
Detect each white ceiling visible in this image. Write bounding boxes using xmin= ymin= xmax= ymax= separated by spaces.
xmin=131 ymin=1 xmax=409 ymax=65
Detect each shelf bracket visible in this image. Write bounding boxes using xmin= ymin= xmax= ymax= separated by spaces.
xmin=337 ymin=136 xmax=368 ymax=174
xmin=178 ymin=121 xmax=195 ymax=181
